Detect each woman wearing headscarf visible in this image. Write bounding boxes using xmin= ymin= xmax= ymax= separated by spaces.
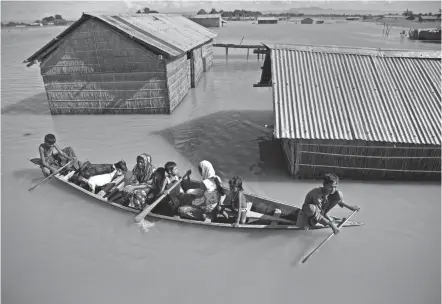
xmin=169 ymin=160 xmax=226 ymax=221
xmin=107 ymin=153 xmax=156 ymax=209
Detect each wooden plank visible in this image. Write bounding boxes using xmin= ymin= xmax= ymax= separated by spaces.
xmin=213 ymin=43 xmax=265 ymax=49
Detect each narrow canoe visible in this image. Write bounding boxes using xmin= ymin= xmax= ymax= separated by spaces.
xmin=30 ymin=163 xmax=363 ymax=230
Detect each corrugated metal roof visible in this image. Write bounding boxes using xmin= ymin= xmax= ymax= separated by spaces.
xmin=265 ymin=44 xmax=441 ymax=145
xmin=25 ymin=12 xmax=217 ymax=63
xmin=190 ymin=14 xmax=221 ymax=19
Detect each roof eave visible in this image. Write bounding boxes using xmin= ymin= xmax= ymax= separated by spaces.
xmin=23 ymin=13 xmax=178 ymax=66
xmin=24 ymin=14 xmax=89 ymax=65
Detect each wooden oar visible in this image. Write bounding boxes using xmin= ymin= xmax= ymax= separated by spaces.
xmin=28 ymin=158 xmax=76 ymax=192
xmin=134 ymin=170 xmax=191 ymax=224
xmin=301 ymin=209 xmax=358 ymax=264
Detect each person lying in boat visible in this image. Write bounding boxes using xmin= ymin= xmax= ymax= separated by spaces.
xmin=297 ymin=173 xmax=360 ymax=234
xmin=33 ymin=133 xmax=81 ymax=176
xmin=107 ymin=153 xmax=155 ymax=208
xmin=218 ymin=176 xmax=248 ymax=227
xmin=167 ymin=160 xmax=226 ymax=221
xmin=69 ymin=159 xmax=128 ymax=189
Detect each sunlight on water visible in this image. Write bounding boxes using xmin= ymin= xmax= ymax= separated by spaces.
xmin=136 ymin=219 xmax=156 ymax=232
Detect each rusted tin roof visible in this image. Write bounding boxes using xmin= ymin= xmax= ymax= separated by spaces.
xmin=25 ymin=12 xmax=217 ymax=64
xmin=263 ymin=44 xmax=441 ymax=145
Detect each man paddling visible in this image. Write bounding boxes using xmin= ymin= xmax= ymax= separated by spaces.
xmin=297 ymin=173 xmax=360 ymax=234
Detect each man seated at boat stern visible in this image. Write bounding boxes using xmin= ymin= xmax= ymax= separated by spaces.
xmin=297 ymin=173 xmax=360 ymax=234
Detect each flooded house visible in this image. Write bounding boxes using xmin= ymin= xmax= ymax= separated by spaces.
xmin=257 ymin=17 xmax=278 ymax=24
xmin=300 ymin=18 xmax=314 ymax=24
xmin=189 ymin=14 xmax=224 ymax=28
xmin=254 ymin=44 xmax=441 ymax=181
xmin=409 ymin=28 xmax=441 ymax=41
xmin=23 ymin=12 xmax=217 ymax=115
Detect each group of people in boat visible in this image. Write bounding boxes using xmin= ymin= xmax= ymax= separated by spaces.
xmin=33 ymin=134 xmax=248 ymax=226
xmin=32 ymin=134 xmax=360 ymax=231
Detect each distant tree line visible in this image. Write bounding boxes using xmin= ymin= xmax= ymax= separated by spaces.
xmin=402 ymin=9 xmax=441 ymax=21
xmin=196 ymin=8 xmax=442 ymax=19
xmin=197 ymin=9 xmax=263 ymax=18
xmin=136 ymin=7 xmax=159 ymax=14
xmin=1 ymin=14 xmax=68 ymax=28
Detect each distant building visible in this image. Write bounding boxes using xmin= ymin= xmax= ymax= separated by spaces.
xmin=189 ymin=14 xmax=223 ymax=28
xmin=346 ymin=17 xmax=360 ymax=21
xmin=419 ymin=16 xmax=440 ymax=22
xmin=29 ymin=22 xmax=43 ymax=27
xmin=257 ymin=17 xmax=278 ymax=24
xmin=301 ymin=17 xmax=314 ymax=24
xmin=381 ymin=15 xmax=406 ymax=20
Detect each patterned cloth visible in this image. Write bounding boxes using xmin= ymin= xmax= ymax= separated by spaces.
xmin=176 ymin=160 xmax=222 ymax=220
xmin=125 ymin=153 xmax=156 ymax=209
xmin=130 ymin=153 xmax=155 ymax=184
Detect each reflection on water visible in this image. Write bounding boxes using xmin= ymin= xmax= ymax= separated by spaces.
xmin=2 ymin=22 xmax=441 ymax=304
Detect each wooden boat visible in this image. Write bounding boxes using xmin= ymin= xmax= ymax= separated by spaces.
xmin=30 ymin=162 xmax=363 ymax=230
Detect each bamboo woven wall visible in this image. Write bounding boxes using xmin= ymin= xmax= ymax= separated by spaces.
xmin=281 ymin=139 xmax=441 ymax=181
xmin=166 ymin=54 xmax=191 ymax=112
xmin=202 ymin=41 xmax=214 ymax=72
xmin=191 ymin=46 xmax=203 ymax=88
xmin=281 ymin=138 xmax=295 ymax=175
xmin=40 ymin=19 xmax=170 ymax=114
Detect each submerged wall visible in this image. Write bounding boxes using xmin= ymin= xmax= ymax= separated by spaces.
xmin=191 ymin=46 xmax=203 ymax=88
xmin=281 ymin=139 xmax=441 ymax=181
xmin=189 ymin=17 xmax=221 ymax=28
xmin=166 ymin=54 xmax=191 ymax=113
xmin=40 ymin=19 xmax=169 ymax=114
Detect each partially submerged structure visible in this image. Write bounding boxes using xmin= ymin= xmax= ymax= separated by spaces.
xmin=189 ymin=14 xmax=225 ymax=27
xmin=257 ymin=17 xmax=278 ymax=24
xmin=254 ymin=44 xmax=441 ymax=180
xmin=409 ymin=28 xmax=441 ymax=41
xmin=300 ymin=18 xmax=314 ymax=24
xmin=24 ymin=12 xmax=217 ymax=115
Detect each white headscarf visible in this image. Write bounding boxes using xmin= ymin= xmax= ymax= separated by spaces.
xmin=199 ymin=160 xmax=216 ymax=180
xmin=199 ymin=160 xmax=221 ymax=194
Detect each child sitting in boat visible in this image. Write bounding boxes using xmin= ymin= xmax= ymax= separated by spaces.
xmin=219 ymin=176 xmax=248 ymax=227
xmin=32 ymin=134 xmax=80 ymax=176
xmin=165 ymin=161 xmax=179 ymax=182
xmin=164 ymin=161 xmax=184 ymax=193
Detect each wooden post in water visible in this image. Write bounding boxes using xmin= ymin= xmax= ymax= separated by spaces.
xmin=225 ymin=46 xmax=229 ymax=58
xmin=247 ymin=48 xmax=249 ymax=60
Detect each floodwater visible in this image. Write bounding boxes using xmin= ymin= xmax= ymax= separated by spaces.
xmin=2 ymin=21 xmax=441 ymax=304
